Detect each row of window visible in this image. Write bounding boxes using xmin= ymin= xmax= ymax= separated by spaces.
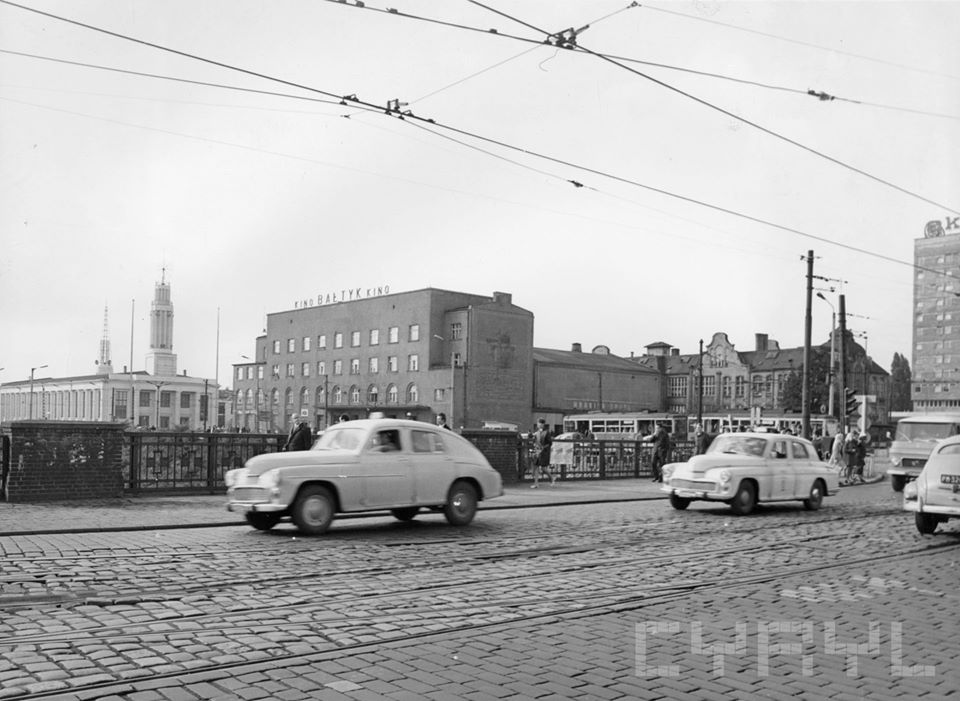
xmin=238 ymin=352 xmax=468 ymax=381
xmin=235 ymin=383 xmax=448 ymax=409
xmin=272 ymin=322 xmax=465 ymax=356
xmin=667 ymin=375 xmax=790 ymax=399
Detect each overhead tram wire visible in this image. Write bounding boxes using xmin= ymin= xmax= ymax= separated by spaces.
xmin=464 ymin=0 xmax=960 ymax=216
xmin=2 ymin=0 xmax=953 ymax=280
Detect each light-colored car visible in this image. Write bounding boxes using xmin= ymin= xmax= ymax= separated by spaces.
xmin=662 ymin=432 xmax=840 ymax=515
xmin=225 ymin=418 xmax=503 ymax=534
xmin=902 ymin=434 xmax=960 ymax=534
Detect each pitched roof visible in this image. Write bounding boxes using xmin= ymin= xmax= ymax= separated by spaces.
xmin=533 ymin=347 xmax=659 ymax=374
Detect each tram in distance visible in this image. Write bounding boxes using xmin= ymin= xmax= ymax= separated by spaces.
xmin=562 ymin=412 xmax=835 ymax=441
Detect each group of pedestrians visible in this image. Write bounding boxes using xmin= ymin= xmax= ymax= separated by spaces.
xmin=821 ymin=427 xmax=870 ymax=484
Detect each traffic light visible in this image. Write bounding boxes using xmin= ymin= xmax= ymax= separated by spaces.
xmin=844 ymin=387 xmax=858 ymax=417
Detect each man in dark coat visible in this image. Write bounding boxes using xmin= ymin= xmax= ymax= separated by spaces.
xmin=649 ymin=423 xmax=672 ymax=482
xmin=284 ymin=416 xmax=313 ymax=451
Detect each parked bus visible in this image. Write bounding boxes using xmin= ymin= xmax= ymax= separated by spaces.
xmin=888 ymin=413 xmax=960 ymax=492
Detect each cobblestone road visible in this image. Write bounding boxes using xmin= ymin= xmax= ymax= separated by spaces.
xmin=0 ymin=480 xmax=955 ymax=700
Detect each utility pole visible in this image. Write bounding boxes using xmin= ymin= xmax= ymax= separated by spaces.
xmin=697 ymin=339 xmax=704 ymax=425
xmin=802 ymin=251 xmax=813 ymax=439
xmin=838 ymin=294 xmax=848 ymax=428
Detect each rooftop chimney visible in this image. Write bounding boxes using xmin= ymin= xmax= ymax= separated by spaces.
xmin=755 ymin=333 xmax=768 ymax=352
xmin=571 ymin=343 xmax=582 ymax=352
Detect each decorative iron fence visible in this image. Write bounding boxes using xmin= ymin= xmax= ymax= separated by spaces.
xmin=520 ymin=438 xmax=695 ymax=481
xmin=127 ymin=432 xmax=282 ymax=493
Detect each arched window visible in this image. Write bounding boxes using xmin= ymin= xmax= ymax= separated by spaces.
xmin=333 ymin=386 xmax=342 ymax=404
xmin=284 ymin=387 xmax=293 ymax=414
xmin=406 ymin=383 xmax=418 ymax=404
xmin=350 ymin=385 xmax=360 ymax=404
xmin=367 ymin=384 xmax=379 ymax=404
xmin=315 ymin=386 xmax=325 ymax=406
xmin=387 ymin=384 xmax=398 ymax=404
xmin=300 ymin=387 xmax=310 ymax=411
xmin=271 ymin=388 xmax=280 ymax=407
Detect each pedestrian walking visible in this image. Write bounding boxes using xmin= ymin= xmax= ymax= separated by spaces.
xmin=649 ymin=423 xmax=672 ymax=482
xmin=531 ymin=418 xmax=557 ymax=488
xmin=694 ymin=423 xmax=714 ymax=455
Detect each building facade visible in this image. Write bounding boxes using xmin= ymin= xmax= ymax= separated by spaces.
xmin=0 ymin=276 xmax=219 ymax=430
xmin=912 ymin=218 xmax=960 ymax=412
xmin=232 ymin=288 xmax=534 ymax=433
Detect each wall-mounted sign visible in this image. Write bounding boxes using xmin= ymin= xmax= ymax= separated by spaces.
xmin=925 ymin=217 xmax=959 ymax=238
xmin=293 ymin=285 xmax=391 ymax=309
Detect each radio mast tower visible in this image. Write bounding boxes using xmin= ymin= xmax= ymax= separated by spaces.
xmin=96 ymin=304 xmax=113 ymax=375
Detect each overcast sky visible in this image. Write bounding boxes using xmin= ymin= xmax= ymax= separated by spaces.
xmin=2 ymin=0 xmax=959 ymax=388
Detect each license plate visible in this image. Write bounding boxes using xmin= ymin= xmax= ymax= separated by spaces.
xmin=940 ymin=474 xmax=960 ymax=484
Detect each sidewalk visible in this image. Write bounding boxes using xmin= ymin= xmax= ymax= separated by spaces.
xmin=0 ymin=478 xmax=665 ymax=536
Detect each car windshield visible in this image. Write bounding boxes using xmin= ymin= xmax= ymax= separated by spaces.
xmin=896 ymin=422 xmax=959 ymax=442
xmin=706 ymin=435 xmax=767 ymax=457
xmin=314 ymin=427 xmax=365 ymax=451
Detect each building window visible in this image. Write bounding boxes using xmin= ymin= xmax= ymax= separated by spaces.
xmin=434 ymin=388 xmax=446 ymax=401
xmin=370 ymin=329 xmax=380 ymax=346
xmin=368 ymin=385 xmax=379 ymax=404
xmin=334 ymin=332 xmax=343 ymax=349
xmin=303 ymin=336 xmax=311 ymax=352
xmin=703 ymin=376 xmax=716 ymax=397
xmin=408 ymin=354 xmax=419 ymax=371
xmin=160 ymin=391 xmax=172 ymax=408
xmin=333 ymin=386 xmax=342 ymax=404
xmin=350 ymin=385 xmax=360 ymax=404
xmin=453 ymin=352 xmax=462 ymax=367
xmin=406 ymin=383 xmax=419 ymax=404
xmin=451 ymin=322 xmax=462 ymax=340
xmin=722 ymin=376 xmax=731 ymax=398
xmin=351 ymin=331 xmax=361 ymax=347
xmin=258 ymin=366 xmax=264 ymax=381
xmin=301 ymin=387 xmax=310 ymax=409
xmin=318 ymin=334 xmax=327 ymax=349
xmin=286 ymin=363 xmax=295 ymax=377
xmin=387 ymin=384 xmax=398 ymax=404
xmin=369 ymin=357 xmax=379 ymax=373
xmin=273 ymin=340 xmax=281 ymax=354
xmin=668 ymin=376 xmax=687 ymax=398
xmin=179 ymin=393 xmax=191 ymax=409
xmin=272 ymin=365 xmax=280 ymax=379
xmin=350 ymin=358 xmax=360 ymax=375
xmin=317 ymin=361 xmax=326 ymax=376
xmin=140 ymin=390 xmax=152 ymax=408
xmin=246 ymin=367 xmax=254 ymax=380
xmin=389 ymin=326 xmax=399 ymax=343
xmin=334 ymin=359 xmax=343 ymax=375
xmin=315 ymin=386 xmax=325 ymax=406
xmin=114 ymin=390 xmax=129 ymax=419
xmin=284 ymin=388 xmax=293 ymax=415
xmin=735 ymin=376 xmax=745 ymax=398
xmin=302 ymin=362 xmax=311 ymax=377
xmin=160 ymin=416 xmax=170 ymax=429
xmin=287 ymin=338 xmax=295 ymax=353
xmin=409 ymin=324 xmax=420 ymax=342
xmin=236 ymin=367 xmax=243 ymax=381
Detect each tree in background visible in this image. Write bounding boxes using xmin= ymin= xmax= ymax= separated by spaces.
xmin=779 ymin=348 xmax=831 ymax=414
xmin=890 ymin=353 xmax=912 ymax=412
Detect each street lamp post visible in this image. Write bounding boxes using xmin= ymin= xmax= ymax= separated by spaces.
xmin=146 ymin=380 xmax=168 ymax=429
xmin=29 ymin=365 xmax=48 ymax=420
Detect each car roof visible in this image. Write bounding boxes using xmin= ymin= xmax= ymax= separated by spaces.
xmin=933 ymin=434 xmax=960 ymax=449
xmin=331 ymin=418 xmax=440 ymax=431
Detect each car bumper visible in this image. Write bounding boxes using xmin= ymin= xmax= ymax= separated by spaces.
xmin=888 ymin=467 xmax=921 ymax=478
xmin=227 ymin=501 xmax=287 ymax=513
xmin=663 ymin=484 xmax=723 ymax=500
xmin=903 ymin=500 xmax=960 ymax=516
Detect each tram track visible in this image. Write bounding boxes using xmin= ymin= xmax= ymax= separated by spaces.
xmin=5 ymin=521 xmax=958 ymax=701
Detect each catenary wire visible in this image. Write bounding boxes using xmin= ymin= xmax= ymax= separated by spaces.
xmin=0 ymin=1 xmax=953 ymax=278
xmin=464 ymin=0 xmax=960 ymax=216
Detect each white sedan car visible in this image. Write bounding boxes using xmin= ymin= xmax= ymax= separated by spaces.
xmin=225 ymin=418 xmax=503 ymax=534
xmin=662 ymin=432 xmax=840 ymax=515
xmin=903 ymin=434 xmax=960 ymax=534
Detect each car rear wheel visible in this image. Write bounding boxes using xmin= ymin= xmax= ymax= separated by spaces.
xmin=245 ymin=512 xmax=281 ymax=531
xmin=803 ymin=480 xmax=825 ymax=511
xmin=891 ymin=475 xmax=906 ymax=492
xmin=291 ymin=485 xmax=335 ymax=535
xmin=444 ymin=480 xmax=478 ymax=526
xmin=729 ymin=481 xmax=756 ymax=516
xmin=669 ymin=493 xmax=691 ymax=510
xmin=391 ymin=507 xmax=419 ymax=522
xmin=915 ymin=512 xmax=939 ymax=535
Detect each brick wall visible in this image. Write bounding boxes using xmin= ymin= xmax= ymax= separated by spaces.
xmin=4 ymin=421 xmax=126 ymax=502
xmin=460 ymin=429 xmax=521 ymax=484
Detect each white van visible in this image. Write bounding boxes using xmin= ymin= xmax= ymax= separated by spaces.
xmin=888 ymin=414 xmax=960 ymax=492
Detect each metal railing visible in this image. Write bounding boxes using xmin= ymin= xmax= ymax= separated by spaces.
xmin=520 ymin=438 xmax=695 ymax=481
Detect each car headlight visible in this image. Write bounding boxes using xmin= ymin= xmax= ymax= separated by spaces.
xmin=903 ymin=481 xmax=918 ymax=500
xmin=890 ymin=456 xmax=901 ymax=467
xmin=718 ymin=469 xmax=731 ymax=484
xmin=261 ymin=469 xmax=281 ymax=488
xmin=662 ymin=464 xmax=676 ymax=480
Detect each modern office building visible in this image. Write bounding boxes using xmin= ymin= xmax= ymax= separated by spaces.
xmin=0 ymin=276 xmax=219 ymax=429
xmin=912 ymin=217 xmax=960 ymax=412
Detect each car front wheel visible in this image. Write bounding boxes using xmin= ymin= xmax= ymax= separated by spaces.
xmin=669 ymin=493 xmax=691 ymax=510
xmin=291 ymin=485 xmax=335 ymax=535
xmin=245 ymin=512 xmax=281 ymax=531
xmin=729 ymin=481 xmax=756 ymax=516
xmin=803 ymin=480 xmax=825 ymax=511
xmin=444 ymin=480 xmax=478 ymax=526
xmin=891 ymin=475 xmax=906 ymax=492
xmin=915 ymin=512 xmax=939 ymax=535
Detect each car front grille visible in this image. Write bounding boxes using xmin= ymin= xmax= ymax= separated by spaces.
xmin=671 ymin=479 xmax=716 ymax=492
xmin=231 ymin=487 xmax=268 ymax=502
xmin=902 ymin=458 xmax=927 ymax=468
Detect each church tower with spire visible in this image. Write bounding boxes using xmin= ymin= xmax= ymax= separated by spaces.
xmin=145 ymin=269 xmax=178 ymax=376
xmin=96 ymin=304 xmax=113 ymax=375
